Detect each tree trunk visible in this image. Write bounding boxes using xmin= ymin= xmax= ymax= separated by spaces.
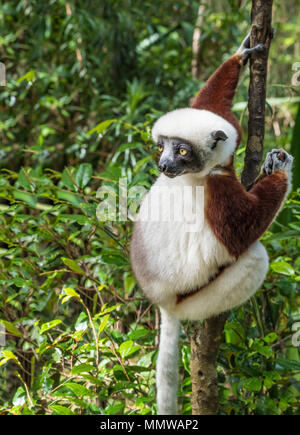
xmin=190 ymin=0 xmax=273 ymax=415
xmin=190 ymin=312 xmax=228 ymax=414
xmin=241 ymin=0 xmax=274 ymax=189
xmin=191 ymin=3 xmax=206 ymax=79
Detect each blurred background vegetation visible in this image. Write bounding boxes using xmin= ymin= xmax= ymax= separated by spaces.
xmin=0 ymin=0 xmax=299 ymax=415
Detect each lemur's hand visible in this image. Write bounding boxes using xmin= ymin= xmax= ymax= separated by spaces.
xmin=237 ymin=33 xmax=264 ymax=64
xmin=262 ymin=149 xmax=293 ymax=176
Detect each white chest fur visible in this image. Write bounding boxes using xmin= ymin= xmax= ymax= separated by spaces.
xmin=132 ymin=173 xmax=234 ymax=305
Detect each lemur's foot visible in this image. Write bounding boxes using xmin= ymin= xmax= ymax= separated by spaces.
xmin=262 ymin=149 xmax=293 ymax=176
xmin=237 ymin=32 xmax=264 ymax=64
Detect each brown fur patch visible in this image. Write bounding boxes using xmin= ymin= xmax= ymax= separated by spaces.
xmin=205 ymin=168 xmax=288 ymax=258
xmin=191 ymin=54 xmax=243 ymax=147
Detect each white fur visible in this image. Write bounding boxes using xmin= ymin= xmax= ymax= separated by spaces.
xmin=156 ymin=309 xmax=180 ymax=415
xmin=152 ymin=108 xmax=238 ymax=171
xmin=135 ymin=172 xmax=236 ymax=306
xmin=135 ymin=171 xmax=269 ymax=319
xmin=167 ymin=241 xmax=269 ymax=320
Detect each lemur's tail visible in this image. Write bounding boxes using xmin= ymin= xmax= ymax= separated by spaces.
xmin=156 ymin=308 xmax=180 ymax=415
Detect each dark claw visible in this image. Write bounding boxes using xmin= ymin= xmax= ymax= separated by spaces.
xmin=270 ymin=28 xmax=275 ymax=39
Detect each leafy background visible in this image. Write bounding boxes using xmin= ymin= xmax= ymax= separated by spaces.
xmin=0 ymin=0 xmax=299 ymax=415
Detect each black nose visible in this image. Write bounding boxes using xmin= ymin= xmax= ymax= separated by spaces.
xmin=158 ymin=162 xmax=167 ymax=172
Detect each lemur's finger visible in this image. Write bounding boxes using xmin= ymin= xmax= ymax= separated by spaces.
xmin=241 ymin=43 xmax=264 ymax=63
xmin=243 ymin=43 xmax=264 ymax=55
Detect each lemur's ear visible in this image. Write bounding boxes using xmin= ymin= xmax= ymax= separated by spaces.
xmin=211 ymin=130 xmax=228 ymax=141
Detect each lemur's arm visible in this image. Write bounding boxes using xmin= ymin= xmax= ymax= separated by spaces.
xmin=192 ymin=34 xmax=263 ymax=147
xmin=205 ymin=149 xmax=293 ymax=258
xmin=199 ymin=36 xmax=291 ymax=259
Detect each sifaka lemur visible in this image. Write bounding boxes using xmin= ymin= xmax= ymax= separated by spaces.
xmin=130 ymin=34 xmax=293 ymax=415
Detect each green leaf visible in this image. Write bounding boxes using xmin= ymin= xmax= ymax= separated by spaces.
xmin=97 ymin=165 xmax=122 ymax=182
xmin=137 ymin=351 xmax=155 ymax=368
xmin=270 ymin=261 xmax=295 ymax=276
xmin=88 ymin=119 xmax=116 ymax=135
xmin=18 ymin=70 xmax=35 ymax=83
xmin=101 ymin=254 xmax=128 ymax=266
xmin=60 ymin=287 xmax=82 ymax=304
xmin=13 ymin=190 xmax=37 ymax=207
xmin=124 ymin=274 xmax=136 ymax=294
xmin=75 ymin=312 xmax=88 ymax=331
xmin=17 ymin=168 xmax=35 ymax=191
xmin=265 ymin=230 xmax=299 ymax=242
xmin=61 ymin=258 xmax=85 ymax=275
xmin=0 ymin=320 xmax=22 ymax=337
xmin=263 ymin=332 xmax=278 ymax=344
xmin=60 ymin=168 xmax=76 ymax=190
xmin=263 ymin=371 xmax=281 ymax=389
xmin=71 ymin=364 xmax=95 ymax=375
xmin=64 ymin=382 xmax=93 ymax=397
xmin=0 ymin=350 xmax=22 ymax=368
xmin=12 ymin=387 xmax=26 ymax=406
xmin=57 ymin=190 xmax=85 ymax=207
xmin=275 ymin=358 xmax=300 ymax=371
xmin=119 ymin=340 xmax=141 ymax=359
xmin=74 ymin=163 xmax=92 ymax=189
xmin=99 ymin=314 xmax=110 ymax=333
xmin=1 ymin=350 xmax=18 ymax=360
xmin=50 ymin=404 xmax=75 ymax=415
xmin=105 ymin=403 xmax=125 ymax=415
xmin=40 ymin=320 xmax=62 ymax=334
xmin=244 ymin=377 xmax=262 ymax=392
xmin=128 ymin=329 xmax=149 ymax=340
xmin=118 ymin=142 xmax=143 ymax=153
xmin=133 ymin=156 xmax=152 ymax=174
xmin=251 ymin=341 xmax=273 ymax=358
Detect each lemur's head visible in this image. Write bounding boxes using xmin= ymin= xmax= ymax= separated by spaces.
xmin=151 ymin=53 xmax=243 ymax=178
xmin=152 ymin=108 xmax=238 ymax=178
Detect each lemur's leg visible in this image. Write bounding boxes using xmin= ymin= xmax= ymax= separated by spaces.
xmin=165 ymin=241 xmax=269 ymax=321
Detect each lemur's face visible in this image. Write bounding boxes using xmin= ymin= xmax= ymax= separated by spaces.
xmin=152 ymin=108 xmax=238 ymax=178
xmin=157 ymin=136 xmax=203 ymax=177
xmin=157 ymin=130 xmax=228 ymax=178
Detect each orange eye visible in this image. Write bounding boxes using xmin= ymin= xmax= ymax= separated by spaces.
xmin=158 ymin=145 xmax=163 ymax=153
xmin=180 ymin=148 xmax=187 ymax=156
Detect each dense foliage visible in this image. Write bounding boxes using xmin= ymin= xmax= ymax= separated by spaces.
xmin=0 ymin=0 xmax=299 ymax=415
